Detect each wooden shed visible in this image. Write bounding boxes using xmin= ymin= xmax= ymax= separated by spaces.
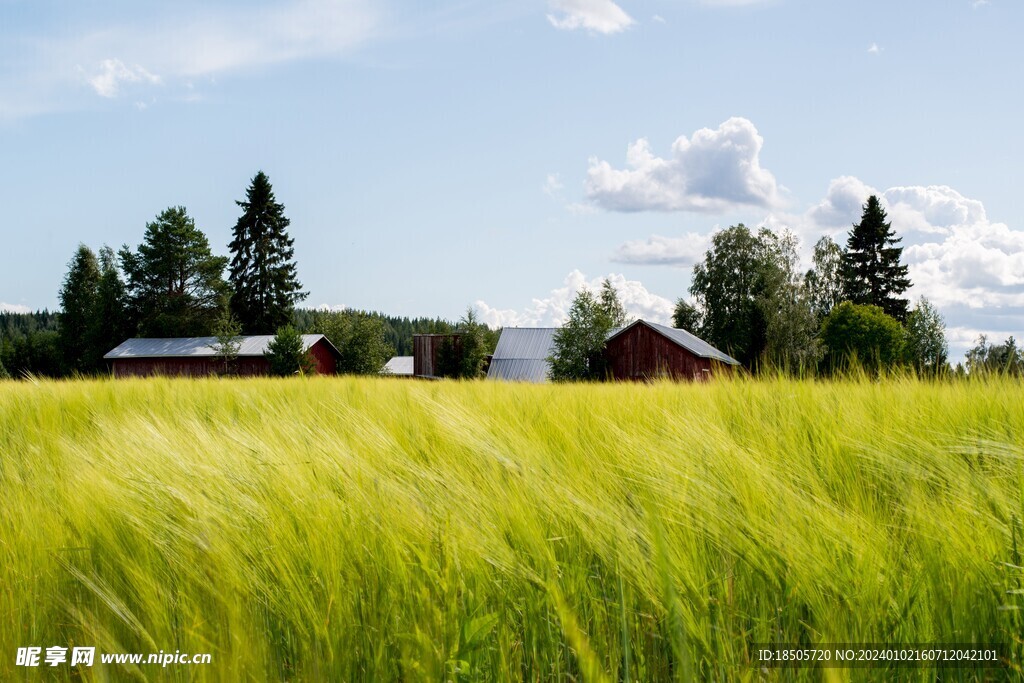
xmin=104 ymin=335 xmax=341 ymax=378
xmin=603 ymin=320 xmax=740 ymax=381
xmin=412 ymin=333 xmax=463 ymax=378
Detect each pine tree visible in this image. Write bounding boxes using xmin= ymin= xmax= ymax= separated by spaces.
xmin=228 ymin=172 xmax=307 ymax=334
xmin=58 ymin=244 xmax=101 ymax=374
xmin=120 ymin=206 xmax=229 ymax=337
xmin=842 ymin=196 xmax=912 ymax=321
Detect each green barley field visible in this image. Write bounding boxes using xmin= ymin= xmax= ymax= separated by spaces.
xmin=1 ymin=376 xmax=1022 ymax=681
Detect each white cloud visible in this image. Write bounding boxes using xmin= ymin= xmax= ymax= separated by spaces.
xmin=802 ymin=177 xmax=1024 ymax=311
xmin=652 ymin=14 xmax=667 ymax=24
xmin=1 ymin=302 xmax=32 ymax=313
xmin=547 ymin=0 xmax=635 ymax=34
xmin=475 ymin=270 xmax=674 ymax=328
xmin=543 ymin=173 xmax=564 ymax=197
xmin=585 ymin=117 xmax=781 ymax=213
xmin=2 ymin=0 xmax=380 ymax=113
xmin=808 ymin=176 xmax=879 ymax=229
xmin=867 ymin=43 xmax=882 ymax=55
xmin=86 ymin=59 xmax=161 ymax=98
xmin=972 ymin=0 xmax=991 ymax=9
xmin=612 ymin=233 xmax=710 ymax=266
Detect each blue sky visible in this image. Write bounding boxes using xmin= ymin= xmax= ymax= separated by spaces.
xmin=1 ymin=0 xmax=1021 ymax=358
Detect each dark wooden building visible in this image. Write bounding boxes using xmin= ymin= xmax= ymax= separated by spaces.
xmin=104 ymin=335 xmax=341 ymax=378
xmin=604 ymin=320 xmax=739 ymax=381
xmin=412 ymin=333 xmax=463 ymax=378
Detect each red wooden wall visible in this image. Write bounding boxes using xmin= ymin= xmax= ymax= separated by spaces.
xmin=604 ymin=324 xmax=718 ymax=381
xmin=113 ymin=339 xmax=338 ymax=377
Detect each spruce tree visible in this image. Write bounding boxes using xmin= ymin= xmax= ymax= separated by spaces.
xmin=89 ymin=246 xmax=129 ymax=366
xmin=58 ymin=244 xmax=101 ymax=374
xmin=228 ymin=172 xmax=307 ymax=334
xmin=842 ymin=196 xmax=912 ymax=321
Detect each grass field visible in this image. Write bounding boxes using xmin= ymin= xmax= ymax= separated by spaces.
xmin=1 ymin=376 xmax=1022 ymax=681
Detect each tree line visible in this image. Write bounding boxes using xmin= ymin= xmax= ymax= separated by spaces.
xmin=0 ymin=171 xmax=497 ymax=379
xmin=548 ymin=196 xmax=1021 ymax=380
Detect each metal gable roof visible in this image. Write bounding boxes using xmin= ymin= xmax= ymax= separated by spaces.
xmin=487 ymin=328 xmax=558 ymax=382
xmin=103 ymin=335 xmax=336 ymax=360
xmin=490 ymin=327 xmax=558 ymax=361
xmin=383 ymin=356 xmax=414 ymax=375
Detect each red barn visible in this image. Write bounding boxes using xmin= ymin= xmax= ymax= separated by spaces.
xmin=604 ymin=320 xmax=739 ymax=381
xmin=103 ymin=335 xmax=341 ymax=378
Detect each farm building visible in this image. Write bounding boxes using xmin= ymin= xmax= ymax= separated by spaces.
xmin=604 ymin=320 xmax=739 ymax=380
xmin=383 ymin=355 xmax=414 ymax=377
xmin=412 ymin=333 xmax=463 ymax=378
xmin=486 ymin=321 xmax=738 ymax=383
xmin=485 ymin=327 xmax=561 ymax=383
xmin=104 ymin=335 xmax=341 ymax=378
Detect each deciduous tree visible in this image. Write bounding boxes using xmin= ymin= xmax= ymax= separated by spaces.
xmin=672 ymin=299 xmax=701 ymax=334
xmin=689 ymin=225 xmax=778 ymax=368
xmin=313 ymin=310 xmax=392 ymax=375
xmin=758 ymin=230 xmax=820 ymax=373
xmin=804 ymin=235 xmax=845 ymax=320
xmin=820 ymin=301 xmax=905 ymax=374
xmin=903 ymin=297 xmax=948 ymax=375
xmin=965 ymin=335 xmax=1022 ymax=376
xmin=548 ymin=278 xmax=626 ymax=382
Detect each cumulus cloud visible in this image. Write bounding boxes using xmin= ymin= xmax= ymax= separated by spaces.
xmin=475 ymin=270 xmax=674 ymax=328
xmin=612 ymin=233 xmax=710 ymax=266
xmin=808 ymin=176 xmax=879 ymax=229
xmin=867 ymin=43 xmax=882 ymax=55
xmin=1 ymin=302 xmax=32 ymax=313
xmin=585 ymin=117 xmax=781 ymax=213
xmin=547 ymin=0 xmax=635 ymax=34
xmin=804 ymin=176 xmax=1024 ymax=312
xmin=87 ymin=59 xmax=161 ymax=98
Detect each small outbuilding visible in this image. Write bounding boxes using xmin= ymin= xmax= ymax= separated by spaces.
xmin=104 ymin=335 xmax=341 ymax=378
xmin=412 ymin=333 xmax=463 ymax=378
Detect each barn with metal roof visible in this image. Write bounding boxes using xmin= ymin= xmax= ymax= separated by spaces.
xmin=486 ymin=321 xmax=738 ymax=382
xmin=104 ymin=335 xmax=341 ymax=377
xmin=604 ymin=320 xmax=739 ymax=381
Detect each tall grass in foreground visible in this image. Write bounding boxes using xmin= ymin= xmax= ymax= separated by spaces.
xmin=0 ymin=376 xmax=1022 ymax=681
